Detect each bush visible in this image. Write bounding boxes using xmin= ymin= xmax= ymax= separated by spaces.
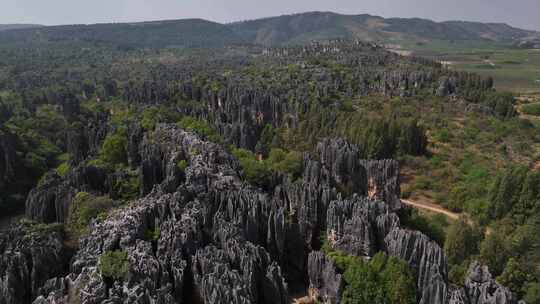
xmin=232 ymin=148 xmax=271 ymax=187
xmin=144 ymin=227 xmax=161 ymax=241
xmin=525 ymin=282 xmax=540 ymax=304
xmin=67 ymin=192 xmax=115 ymax=236
xmin=448 ymin=262 xmax=469 ymax=285
xmin=112 ymin=172 xmax=140 ymax=201
xmin=341 ymin=253 xmax=416 ymax=304
xmin=480 ymin=229 xmax=511 ymax=276
xmin=266 ymin=148 xmax=303 ymax=180
xmin=178 ymin=116 xmax=222 ymax=142
xmin=141 ymin=105 xmax=182 ymax=130
xmin=100 ymin=131 xmax=128 ymax=165
xmin=521 ymin=103 xmax=540 ymax=116
xmin=497 ymin=258 xmax=528 ymax=296
xmin=433 ymin=128 xmax=452 ymax=143
xmin=400 ymin=209 xmax=447 ymax=245
xmin=321 ymin=240 xmax=416 ymax=304
xmin=56 ymin=162 xmax=70 ymax=177
xmin=444 ymin=219 xmax=482 ymax=265
xmin=177 ymin=159 xmax=188 ymax=171
xmin=98 ymin=250 xmax=129 ymax=280
xmin=488 ymin=166 xmax=528 ymax=220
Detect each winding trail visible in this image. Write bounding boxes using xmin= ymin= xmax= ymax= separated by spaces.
xmin=401 ymin=198 xmax=493 ymax=235
xmin=401 ymin=199 xmax=460 ymax=220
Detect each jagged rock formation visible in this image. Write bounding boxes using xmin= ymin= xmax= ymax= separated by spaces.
xmin=10 ymin=125 xmax=520 ymax=304
xmin=25 ymin=164 xmax=109 ymax=223
xmin=326 ymin=196 xmax=398 ymax=257
xmin=360 ymin=159 xmax=401 ymax=211
xmin=33 ymin=125 xmax=289 ymax=304
xmin=307 ymin=251 xmax=343 ymax=304
xmin=66 ymin=113 xmax=109 ymax=163
xmin=462 ymin=262 xmax=518 ymax=304
xmin=0 ymin=222 xmax=67 ymax=304
xmin=385 ymin=228 xmax=448 ymax=304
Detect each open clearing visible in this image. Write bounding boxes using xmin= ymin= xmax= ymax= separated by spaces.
xmin=399 ymin=40 xmax=540 ymax=93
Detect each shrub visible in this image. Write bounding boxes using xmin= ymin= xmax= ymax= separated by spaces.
xmin=433 ymin=128 xmax=451 ymax=143
xmin=488 ymin=166 xmax=528 ymax=220
xmin=144 ymin=227 xmax=161 ymax=241
xmin=414 ymin=176 xmax=433 ymax=190
xmin=521 ymin=103 xmax=540 ymax=116
xmin=141 ymin=107 xmax=159 ymax=130
xmin=113 ymin=172 xmax=140 ymax=201
xmin=178 ymin=116 xmax=222 ymax=143
xmin=56 ymin=162 xmax=70 ymax=177
xmin=232 ymin=148 xmax=271 ymax=187
xmin=341 ymin=253 xmax=416 ymax=304
xmin=497 ymin=258 xmax=528 ymax=296
xmin=525 ymin=282 xmax=540 ymax=304
xmin=400 ymin=209 xmax=447 ymax=245
xmin=322 ymin=240 xmax=416 ymax=304
xmin=67 ymin=192 xmax=115 ymax=236
xmin=98 ymin=250 xmax=129 ymax=280
xmin=141 ymin=106 xmax=182 ymax=130
xmin=100 ymin=131 xmax=128 ymax=165
xmin=444 ymin=219 xmax=482 ymax=265
xmin=480 ymin=229 xmax=511 ymax=276
xmin=449 ymin=262 xmax=469 ymax=285
xmin=177 ymin=159 xmax=188 ymax=171
xmin=266 ymin=148 xmax=303 ymax=180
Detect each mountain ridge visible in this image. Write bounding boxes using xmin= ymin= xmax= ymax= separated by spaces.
xmin=0 ymin=11 xmax=538 ymax=48
xmin=0 ymin=24 xmax=43 ymax=31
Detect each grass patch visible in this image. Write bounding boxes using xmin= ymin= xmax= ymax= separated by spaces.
xmin=66 ymin=192 xmax=115 ymax=237
xmin=522 ymin=103 xmax=540 ymax=116
xmin=98 ymin=250 xmax=129 ymax=280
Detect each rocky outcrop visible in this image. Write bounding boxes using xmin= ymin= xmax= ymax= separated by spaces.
xmin=385 ymin=228 xmax=448 ymax=304
xmin=463 ymin=262 xmax=518 ymax=304
xmin=307 ymin=251 xmax=343 ymax=304
xmin=33 ymin=126 xmax=289 ymax=304
xmin=360 ymin=159 xmax=401 ymax=211
xmin=326 ymin=195 xmax=398 ymax=257
xmin=437 ymin=76 xmax=457 ymax=97
xmin=66 ymin=113 xmax=109 ymax=164
xmin=18 ymin=127 xmax=522 ymax=304
xmin=313 ymin=138 xmax=366 ymax=195
xmin=25 ymin=163 xmax=108 ymax=223
xmin=0 ymin=221 xmax=67 ymax=304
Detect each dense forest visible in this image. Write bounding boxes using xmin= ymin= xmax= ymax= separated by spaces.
xmin=0 ymin=37 xmax=538 ymax=304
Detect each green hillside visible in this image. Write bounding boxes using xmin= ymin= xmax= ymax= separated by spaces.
xmin=229 ymin=12 xmax=538 ymax=46
xmin=0 ymin=19 xmax=243 ymax=48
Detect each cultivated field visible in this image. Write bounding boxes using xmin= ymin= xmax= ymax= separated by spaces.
xmin=400 ymin=40 xmax=540 ymax=94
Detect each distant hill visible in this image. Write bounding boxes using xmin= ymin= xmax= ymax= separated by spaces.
xmin=0 ymin=24 xmax=42 ymax=31
xmin=228 ymin=12 xmax=538 ymax=46
xmin=0 ymin=19 xmax=243 ymax=48
xmin=0 ymin=12 xmax=537 ymax=48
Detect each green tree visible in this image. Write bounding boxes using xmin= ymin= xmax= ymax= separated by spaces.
xmin=100 ymin=131 xmax=128 ymax=165
xmin=489 ymin=166 xmax=528 ymax=220
xmin=497 ymin=258 xmax=527 ymax=296
xmin=444 ymin=219 xmax=482 ymax=265
xmin=524 ymin=282 xmax=540 ymax=304
xmin=340 ymin=252 xmax=416 ymax=304
xmin=480 ymin=229 xmax=511 ymax=275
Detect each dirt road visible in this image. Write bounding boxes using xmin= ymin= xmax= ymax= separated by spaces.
xmin=401 ymin=198 xmax=492 ymax=235
xmin=401 ymin=199 xmax=460 ymax=220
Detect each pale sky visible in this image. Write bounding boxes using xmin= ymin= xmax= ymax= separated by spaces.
xmin=2 ymin=0 xmax=539 ymax=30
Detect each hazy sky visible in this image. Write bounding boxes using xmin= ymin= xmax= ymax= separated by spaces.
xmin=3 ymin=0 xmax=540 ymax=30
